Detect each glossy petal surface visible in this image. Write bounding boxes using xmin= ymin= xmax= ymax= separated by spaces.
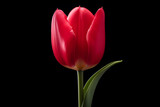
xmin=86 ymin=8 xmax=105 ymax=66
xmin=51 ymin=7 xmax=105 ymax=71
xmin=51 ymin=9 xmax=76 ymax=67
xmin=67 ymin=7 xmax=94 ymax=62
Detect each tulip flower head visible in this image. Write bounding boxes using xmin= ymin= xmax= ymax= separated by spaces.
xmin=51 ymin=6 xmax=105 ymax=71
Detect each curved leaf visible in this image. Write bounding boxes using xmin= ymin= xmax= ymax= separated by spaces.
xmin=82 ymin=60 xmax=123 ymax=107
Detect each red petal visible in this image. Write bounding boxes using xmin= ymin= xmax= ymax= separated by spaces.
xmin=67 ymin=7 xmax=94 ymax=62
xmin=51 ymin=9 xmax=76 ymax=67
xmin=86 ymin=8 xmax=105 ymax=66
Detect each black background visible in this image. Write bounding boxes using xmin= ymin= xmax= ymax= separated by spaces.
xmin=3 ymin=0 xmax=156 ymax=106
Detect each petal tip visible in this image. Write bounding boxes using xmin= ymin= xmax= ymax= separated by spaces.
xmin=99 ymin=7 xmax=104 ymax=12
xmin=95 ymin=7 xmax=105 ymax=16
xmin=56 ymin=8 xmax=61 ymax=12
xmin=54 ymin=8 xmax=60 ymax=14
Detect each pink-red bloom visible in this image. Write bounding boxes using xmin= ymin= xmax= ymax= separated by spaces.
xmin=51 ymin=6 xmax=105 ymax=71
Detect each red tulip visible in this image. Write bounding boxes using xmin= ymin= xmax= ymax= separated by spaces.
xmin=51 ymin=6 xmax=105 ymax=71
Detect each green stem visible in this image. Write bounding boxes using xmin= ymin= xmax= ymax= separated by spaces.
xmin=77 ymin=70 xmax=84 ymax=107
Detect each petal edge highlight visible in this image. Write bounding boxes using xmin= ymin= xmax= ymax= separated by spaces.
xmin=86 ymin=8 xmax=105 ymax=66
xmin=51 ymin=9 xmax=76 ymax=67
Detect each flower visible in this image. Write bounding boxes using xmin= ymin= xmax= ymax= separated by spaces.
xmin=51 ymin=6 xmax=105 ymax=71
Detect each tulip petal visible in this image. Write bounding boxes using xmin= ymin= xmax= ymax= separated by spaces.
xmin=51 ymin=9 xmax=76 ymax=67
xmin=86 ymin=8 xmax=105 ymax=66
xmin=67 ymin=7 xmax=94 ymax=62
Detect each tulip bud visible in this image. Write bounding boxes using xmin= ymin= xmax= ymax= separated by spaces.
xmin=51 ymin=7 xmax=105 ymax=71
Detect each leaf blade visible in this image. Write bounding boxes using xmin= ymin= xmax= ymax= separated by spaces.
xmin=82 ymin=60 xmax=123 ymax=107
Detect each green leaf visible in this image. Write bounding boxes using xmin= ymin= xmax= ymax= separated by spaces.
xmin=82 ymin=60 xmax=123 ymax=107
